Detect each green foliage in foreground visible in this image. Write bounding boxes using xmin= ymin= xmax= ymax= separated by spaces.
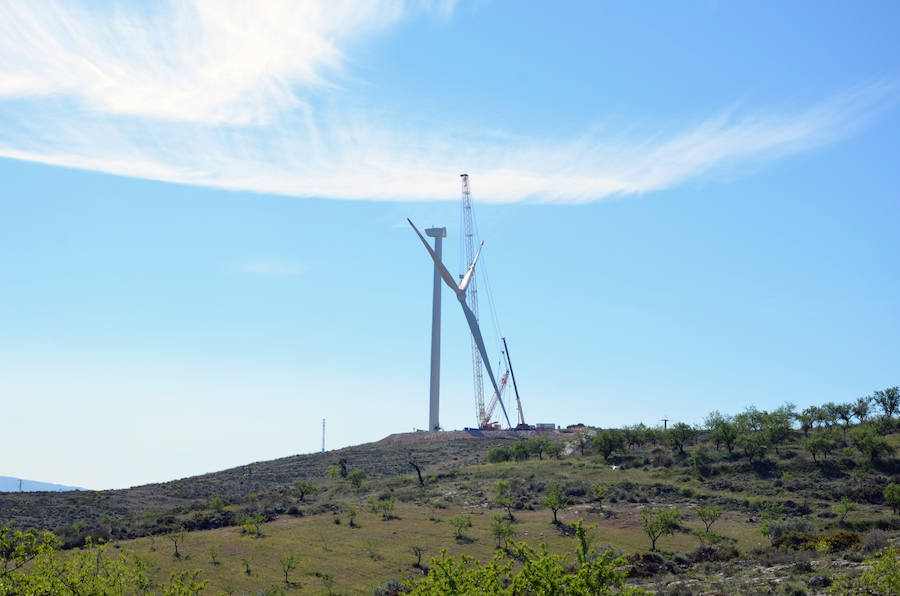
xmin=405 ymin=521 xmax=646 ymax=595
xmin=0 ymin=527 xmax=207 ymax=595
xmin=828 ymin=545 xmax=900 ymax=595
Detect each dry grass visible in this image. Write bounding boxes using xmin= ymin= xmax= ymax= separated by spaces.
xmin=122 ymin=462 xmax=772 ymax=595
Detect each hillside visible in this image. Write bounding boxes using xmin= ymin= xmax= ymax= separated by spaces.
xmin=0 ymin=429 xmax=555 ymax=536
xmin=2 ymin=411 xmax=899 ymax=595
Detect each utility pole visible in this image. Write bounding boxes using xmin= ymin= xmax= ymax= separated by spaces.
xmin=425 ymin=226 xmax=447 ymax=431
xmin=321 ymin=418 xmax=325 ymax=453
xmin=661 ymin=417 xmax=670 ymax=430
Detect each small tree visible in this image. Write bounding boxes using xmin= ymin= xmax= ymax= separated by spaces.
xmin=491 ymin=515 xmax=517 ymax=549
xmin=852 ymin=396 xmax=872 ymax=423
xmin=528 ymin=437 xmax=551 ymax=460
xmin=494 ymin=480 xmax=515 ymax=521
xmin=666 ymin=422 xmax=697 ymax=454
xmin=208 ymin=545 xmax=220 ymax=566
xmin=592 ymin=431 xmax=624 ymax=461
xmin=165 ymin=527 xmax=186 ymax=559
xmin=545 ymin=441 xmax=564 ymax=459
xmin=590 ymin=483 xmax=607 ymax=510
xmin=449 ymin=515 xmax=472 ymax=540
xmin=408 ymin=454 xmax=425 ymax=486
xmin=697 ymin=506 xmax=723 ymax=533
xmin=872 ymin=386 xmax=900 ymax=419
xmin=347 ymin=506 xmax=358 ymax=528
xmin=796 ymin=408 xmax=815 ymax=437
xmin=325 ymin=465 xmax=341 ymax=480
xmin=541 ymin=482 xmax=568 ymax=524
xmin=738 ymin=431 xmax=768 ymax=462
xmin=573 ymin=429 xmax=592 ymax=456
xmin=369 ymin=496 xmax=397 ymax=520
xmin=851 ymin=424 xmax=896 ymax=463
xmin=706 ymin=412 xmax=738 ymax=452
xmin=763 ymin=406 xmax=794 ymax=455
xmin=486 ymin=446 xmax=511 ymax=463
xmin=294 ymin=481 xmax=319 ymax=502
xmin=885 ymin=482 xmax=900 ymax=517
xmin=622 ymin=423 xmax=647 ymax=450
xmin=804 ymin=428 xmax=838 ymax=463
xmin=832 ymin=403 xmax=853 ymax=436
xmin=640 ymin=507 xmax=680 ymax=551
xmin=347 ymin=469 xmax=367 ymax=492
xmin=834 ymin=496 xmax=857 ymax=524
xmin=511 ymin=441 xmax=531 ymax=461
xmin=410 ymin=545 xmax=427 ymax=569
xmin=237 ymin=512 xmax=266 ymax=537
xmin=279 ymin=554 xmax=297 ymax=586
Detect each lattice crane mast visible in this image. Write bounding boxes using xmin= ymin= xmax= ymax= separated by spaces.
xmin=460 ymin=174 xmax=487 ymax=427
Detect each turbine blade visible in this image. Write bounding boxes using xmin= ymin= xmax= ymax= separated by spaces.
xmin=458 ymin=241 xmax=483 ymax=294
xmin=407 ymin=219 xmax=459 ymax=293
xmin=460 ymin=300 xmax=511 ymax=427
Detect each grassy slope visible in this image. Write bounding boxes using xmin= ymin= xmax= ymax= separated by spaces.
xmin=7 ymin=427 xmax=900 ymax=594
xmin=120 ymin=451 xmax=884 ymax=595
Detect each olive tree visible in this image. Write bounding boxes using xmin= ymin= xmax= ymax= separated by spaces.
xmin=542 ymin=482 xmax=569 ymax=524
xmin=872 ymin=386 xmax=900 ymax=419
xmin=640 ymin=507 xmax=681 ymax=551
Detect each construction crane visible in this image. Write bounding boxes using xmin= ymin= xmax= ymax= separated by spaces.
xmin=503 ymin=337 xmax=532 ymax=429
xmin=479 ymin=369 xmax=510 ymax=430
xmin=460 ymin=174 xmax=487 ymax=427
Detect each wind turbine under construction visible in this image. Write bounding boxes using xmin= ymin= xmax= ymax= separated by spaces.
xmin=408 ymin=219 xmax=512 ymax=432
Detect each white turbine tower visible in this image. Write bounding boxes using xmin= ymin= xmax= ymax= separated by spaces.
xmin=424 ymin=226 xmax=446 ymax=431
xmin=408 ymin=219 xmax=511 ymax=428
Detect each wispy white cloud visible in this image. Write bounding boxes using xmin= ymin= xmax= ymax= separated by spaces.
xmin=0 ymin=0 xmax=420 ymax=124
xmin=0 ymin=1 xmax=894 ymax=204
xmin=232 ymin=259 xmax=308 ymax=277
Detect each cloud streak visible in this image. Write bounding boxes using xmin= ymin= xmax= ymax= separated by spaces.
xmin=0 ymin=1 xmax=895 ymax=204
xmin=232 ymin=259 xmax=308 ymax=277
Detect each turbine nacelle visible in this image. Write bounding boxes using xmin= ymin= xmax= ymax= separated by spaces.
xmin=409 ymin=218 xmax=482 ymax=302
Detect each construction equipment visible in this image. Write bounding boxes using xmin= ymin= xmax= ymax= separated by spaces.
xmin=479 ymin=369 xmax=510 ymax=430
xmin=502 ymin=337 xmax=533 ymax=430
xmin=408 ymin=174 xmax=528 ymax=432
xmin=408 ymin=219 xmax=513 ymax=430
xmin=459 ymin=174 xmax=487 ymax=428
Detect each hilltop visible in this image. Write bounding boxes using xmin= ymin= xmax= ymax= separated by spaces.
xmin=0 ymin=428 xmax=563 ymax=536
xmin=2 ymin=401 xmax=899 ymax=595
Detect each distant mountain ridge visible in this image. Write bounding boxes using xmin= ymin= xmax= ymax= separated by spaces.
xmin=0 ymin=475 xmax=84 ymax=493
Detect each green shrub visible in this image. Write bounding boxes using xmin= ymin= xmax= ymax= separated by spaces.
xmin=811 ymin=531 xmax=860 ymax=553
xmin=486 ymin=446 xmax=511 ymax=463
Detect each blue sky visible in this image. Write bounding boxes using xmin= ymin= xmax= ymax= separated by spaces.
xmin=1 ymin=1 xmax=898 ymax=489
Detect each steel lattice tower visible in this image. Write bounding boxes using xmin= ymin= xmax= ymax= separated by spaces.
xmin=460 ymin=174 xmax=486 ymax=426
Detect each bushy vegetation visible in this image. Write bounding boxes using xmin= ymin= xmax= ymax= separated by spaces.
xmin=403 ymin=521 xmax=646 ymax=595
xmin=0 ymin=527 xmax=207 ymax=595
xmin=1 ymin=384 xmax=898 ymax=594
